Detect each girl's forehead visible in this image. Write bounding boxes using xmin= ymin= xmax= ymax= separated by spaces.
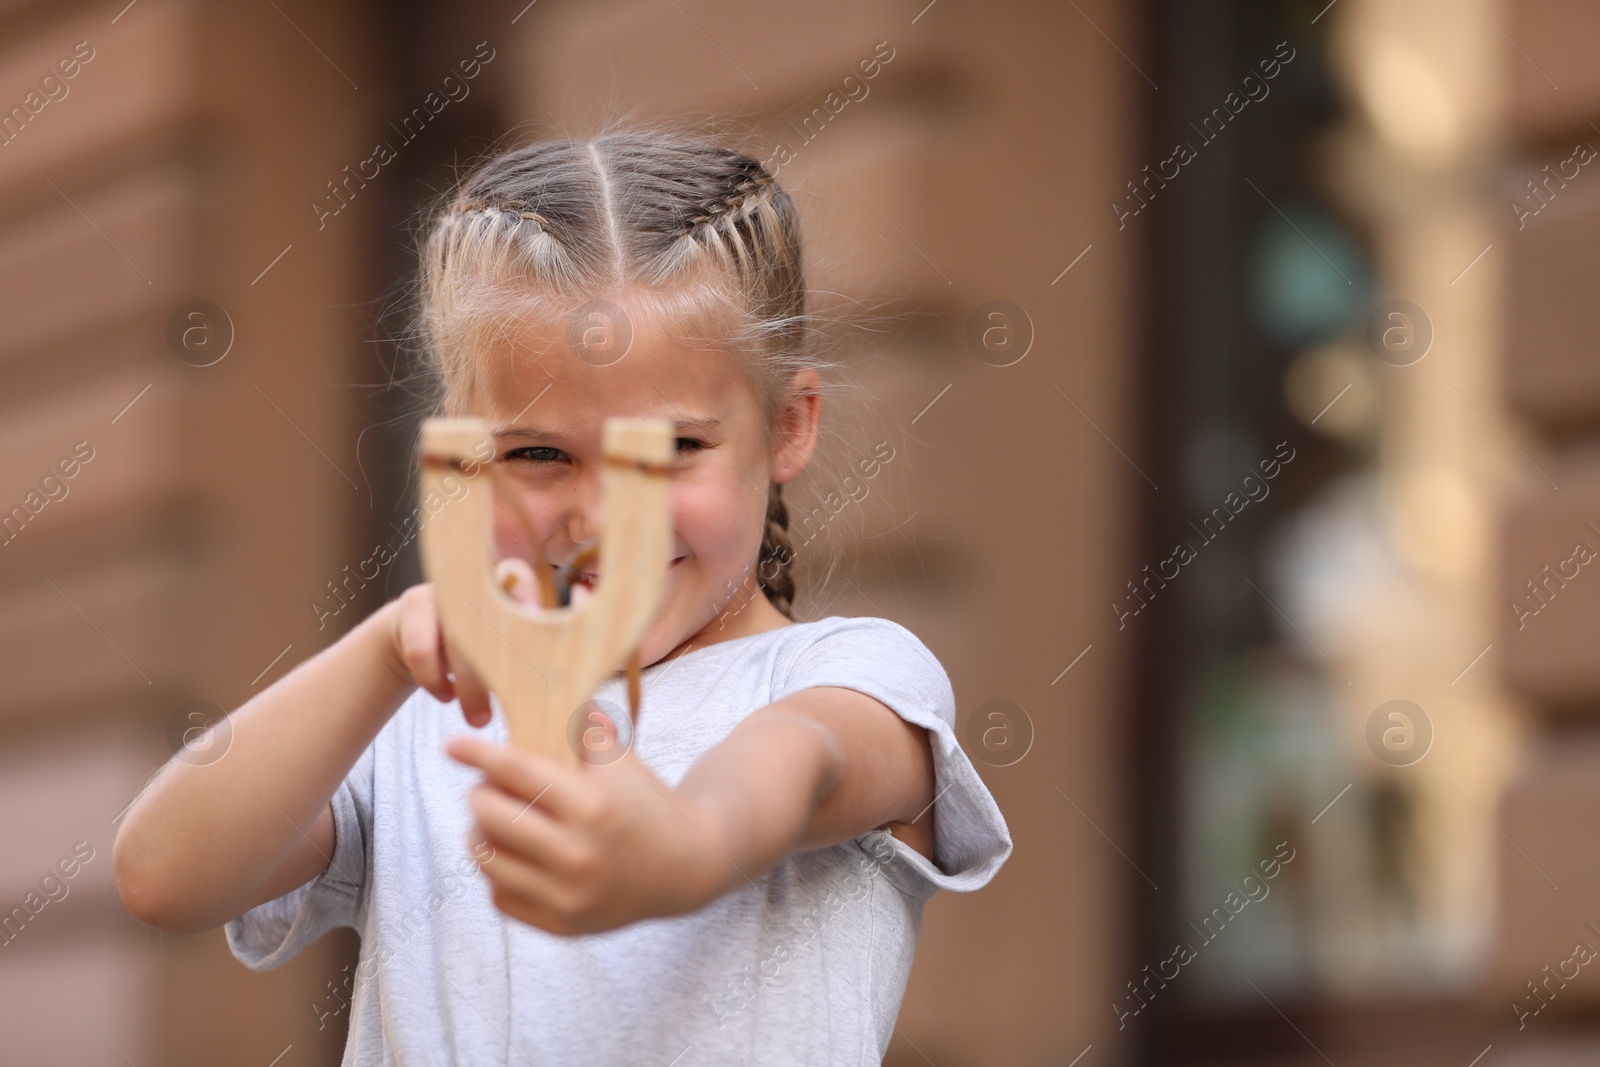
xmin=468 ymin=319 xmax=764 ymax=428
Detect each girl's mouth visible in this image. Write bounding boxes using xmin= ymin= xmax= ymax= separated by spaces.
xmin=571 ymin=555 xmax=686 ymax=591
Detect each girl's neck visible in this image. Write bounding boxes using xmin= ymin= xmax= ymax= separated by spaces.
xmin=662 ymin=590 xmax=792 ymax=664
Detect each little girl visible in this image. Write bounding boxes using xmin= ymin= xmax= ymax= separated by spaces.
xmin=113 ymin=130 xmax=1012 ymax=1065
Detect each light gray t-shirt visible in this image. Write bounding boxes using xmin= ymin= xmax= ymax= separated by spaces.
xmin=226 ymin=615 xmax=1012 ymax=1066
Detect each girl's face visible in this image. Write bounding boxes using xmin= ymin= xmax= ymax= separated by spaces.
xmin=462 ymin=300 xmax=817 ymax=666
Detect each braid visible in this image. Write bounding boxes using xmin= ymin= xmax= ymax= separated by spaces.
xmin=683 ymin=169 xmax=773 ymax=233
xmin=677 ymin=161 xmax=785 ymax=282
xmin=452 ymin=197 xmax=549 ymax=225
xmin=757 ymin=482 xmax=797 ymax=618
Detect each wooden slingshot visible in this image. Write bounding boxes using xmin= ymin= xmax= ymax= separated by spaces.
xmin=417 ymin=416 xmax=673 ymax=765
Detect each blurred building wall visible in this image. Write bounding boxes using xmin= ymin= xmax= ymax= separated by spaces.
xmin=0 ymin=0 xmax=378 ymax=1062
xmin=1494 ymin=0 xmax=1600 ymax=1058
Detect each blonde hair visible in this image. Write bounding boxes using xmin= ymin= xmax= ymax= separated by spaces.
xmin=413 ymin=126 xmax=836 ymax=616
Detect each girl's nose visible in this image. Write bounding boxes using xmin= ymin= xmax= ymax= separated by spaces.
xmin=565 ymin=465 xmax=605 ymax=547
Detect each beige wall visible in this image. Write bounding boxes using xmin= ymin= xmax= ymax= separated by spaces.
xmin=1496 ymin=0 xmax=1600 ymax=1056
xmin=0 ymin=0 xmax=374 ymax=1062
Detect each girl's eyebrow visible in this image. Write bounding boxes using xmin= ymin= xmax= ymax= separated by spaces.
xmin=492 ymin=416 xmax=722 ymax=439
xmin=491 ymin=425 xmax=561 ymax=441
xmin=669 ymin=416 xmax=722 ymax=433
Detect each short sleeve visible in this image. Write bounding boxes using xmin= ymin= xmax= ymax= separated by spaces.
xmin=224 ymin=737 xmax=376 ymax=970
xmin=774 ymin=616 xmax=1012 ymax=897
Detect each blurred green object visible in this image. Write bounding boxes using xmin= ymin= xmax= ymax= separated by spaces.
xmin=1247 ymin=200 xmax=1373 ymax=347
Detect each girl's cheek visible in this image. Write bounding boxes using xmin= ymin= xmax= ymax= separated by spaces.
xmin=490 ymin=510 xmax=525 ymax=558
xmin=686 ymin=495 xmax=753 ymax=563
xmin=491 ymin=485 xmax=559 ymax=552
xmin=670 ymin=478 xmax=726 ymax=546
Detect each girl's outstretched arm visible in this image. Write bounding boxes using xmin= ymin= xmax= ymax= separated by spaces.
xmin=678 ymin=687 xmax=937 ymax=861
xmin=114 ymin=584 xmax=490 ymax=934
xmin=446 ymin=686 xmax=934 ymax=935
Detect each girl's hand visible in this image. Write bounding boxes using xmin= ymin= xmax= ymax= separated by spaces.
xmin=445 ymin=731 xmax=736 ymax=935
xmin=383 ymin=581 xmax=499 ymax=728
xmin=384 ymin=558 xmax=592 ymax=730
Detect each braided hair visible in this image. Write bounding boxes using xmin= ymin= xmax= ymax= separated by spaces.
xmin=757 ymin=483 xmax=797 ymax=618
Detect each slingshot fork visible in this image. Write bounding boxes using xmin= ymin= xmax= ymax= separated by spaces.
xmin=418 ymin=416 xmax=674 ymax=765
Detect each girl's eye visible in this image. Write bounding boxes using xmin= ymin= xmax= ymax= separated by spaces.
xmin=502 ymin=446 xmax=566 ymax=464
xmin=501 ymin=442 xmax=699 ymax=463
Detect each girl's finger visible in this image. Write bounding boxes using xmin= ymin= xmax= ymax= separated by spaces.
xmin=468 ymin=784 xmax=587 ymax=872
xmin=484 ymin=875 xmax=583 ymax=936
xmin=469 ymin=833 xmax=578 ymax=916
xmin=446 ymin=737 xmax=594 ymax=822
xmin=445 ymin=638 xmax=494 ymax=727
xmin=400 ymin=590 xmax=454 ymax=704
xmin=484 ymin=851 xmax=587 ymax=918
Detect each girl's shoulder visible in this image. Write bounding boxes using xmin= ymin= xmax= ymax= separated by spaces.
xmin=715 ymin=613 xmax=940 ymax=656
xmin=771 ymin=614 xmax=945 ymax=668
xmin=634 ymin=614 xmax=953 ymax=727
xmin=763 ymin=614 xmax=956 ymax=722
xmin=781 ymin=613 xmax=930 ymax=644
xmin=675 ymin=614 xmax=948 ymax=686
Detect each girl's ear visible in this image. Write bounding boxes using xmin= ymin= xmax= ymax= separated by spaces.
xmin=771 ymin=368 xmax=822 ymax=484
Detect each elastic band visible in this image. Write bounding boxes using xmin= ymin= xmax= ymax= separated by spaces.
xmin=602 ymin=453 xmax=675 ymax=477
xmin=422 ymin=453 xmax=673 ymax=477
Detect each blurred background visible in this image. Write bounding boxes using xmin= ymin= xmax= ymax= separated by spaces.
xmin=2 ymin=0 xmax=1598 ymax=1063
